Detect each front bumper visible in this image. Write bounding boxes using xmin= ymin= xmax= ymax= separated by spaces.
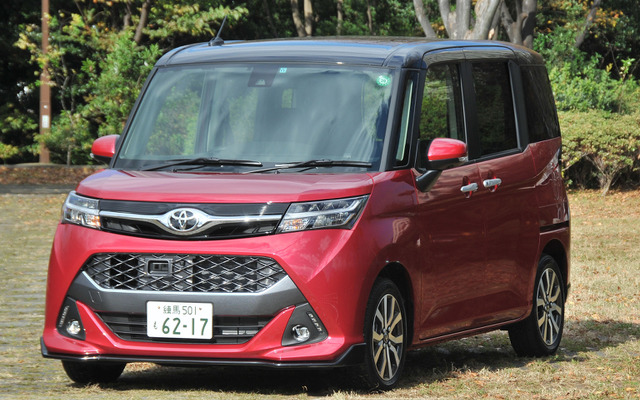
xmin=42 ymin=223 xmax=375 ymax=365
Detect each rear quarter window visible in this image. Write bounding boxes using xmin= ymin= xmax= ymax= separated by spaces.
xmin=521 ymin=66 xmax=560 ymax=142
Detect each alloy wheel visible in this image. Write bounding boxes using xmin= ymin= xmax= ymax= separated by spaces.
xmin=371 ymin=293 xmax=404 ymax=381
xmin=536 ymin=268 xmax=563 ymax=346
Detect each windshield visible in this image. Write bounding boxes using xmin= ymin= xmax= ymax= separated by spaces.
xmin=114 ymin=64 xmax=395 ymax=172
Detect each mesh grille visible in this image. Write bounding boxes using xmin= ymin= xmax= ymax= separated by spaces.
xmin=83 ymin=253 xmax=287 ymax=293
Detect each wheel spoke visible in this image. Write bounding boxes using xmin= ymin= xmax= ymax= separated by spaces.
xmin=385 ymin=346 xmax=393 ymax=379
xmin=389 ymin=343 xmax=401 ymax=367
xmin=375 ymin=308 xmax=384 ymax=327
xmin=550 ymin=303 xmax=562 ymax=315
xmin=390 ymin=312 xmax=402 ymax=332
xmin=387 ymin=296 xmax=397 ymax=329
xmin=547 ymin=271 xmax=557 ymax=299
xmin=537 ymin=311 xmax=546 ymax=328
xmin=372 ymin=331 xmax=384 ymax=342
xmin=389 ymin=333 xmax=403 ymax=345
xmin=373 ymin=341 xmax=383 ymax=364
xmin=549 ymin=285 xmax=561 ymax=303
xmin=547 ymin=317 xmax=556 ymax=344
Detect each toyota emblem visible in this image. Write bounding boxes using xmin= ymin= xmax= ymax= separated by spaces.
xmin=168 ymin=209 xmax=198 ymax=232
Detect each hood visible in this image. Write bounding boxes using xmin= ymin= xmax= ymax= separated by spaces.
xmin=76 ymin=169 xmax=374 ymax=203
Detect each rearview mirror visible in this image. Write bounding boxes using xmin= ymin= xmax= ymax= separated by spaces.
xmin=91 ymin=135 xmax=120 ymax=165
xmin=415 ymin=138 xmax=468 ymax=192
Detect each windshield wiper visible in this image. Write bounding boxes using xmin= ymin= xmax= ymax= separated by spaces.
xmin=244 ymin=159 xmax=372 ymax=174
xmin=142 ymin=157 xmax=262 ymax=171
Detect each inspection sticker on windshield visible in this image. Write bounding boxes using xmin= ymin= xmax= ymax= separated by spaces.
xmin=279 ymin=67 xmax=288 ymax=73
xmin=376 ymin=75 xmax=391 ymax=87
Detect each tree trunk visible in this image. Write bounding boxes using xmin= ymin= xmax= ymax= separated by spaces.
xmin=438 ymin=0 xmax=500 ymax=40
xmin=521 ymin=0 xmax=537 ymax=48
xmin=290 ymin=0 xmax=306 ymax=37
xmin=337 ymin=0 xmax=344 ymax=35
xmin=455 ymin=0 xmax=471 ymax=39
xmin=413 ymin=0 xmax=437 ymax=38
xmin=262 ymin=0 xmax=278 ymax=37
xmin=134 ymin=0 xmax=151 ymax=45
xmin=470 ymin=0 xmax=501 ymax=39
xmin=500 ymin=0 xmax=536 ymax=48
xmin=366 ymin=0 xmax=373 ymax=35
xmin=304 ymin=0 xmax=313 ymax=36
xmin=575 ymin=0 xmax=602 ymax=49
xmin=123 ymin=1 xmax=132 ymax=29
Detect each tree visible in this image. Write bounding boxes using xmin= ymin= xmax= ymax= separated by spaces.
xmin=16 ymin=0 xmax=247 ymax=164
xmin=413 ymin=0 xmax=437 ymax=38
xmin=290 ymin=0 xmax=312 ymax=37
xmin=414 ymin=0 xmax=501 ymax=40
xmin=0 ymin=0 xmax=43 ymax=164
xmin=499 ymin=0 xmax=537 ymax=48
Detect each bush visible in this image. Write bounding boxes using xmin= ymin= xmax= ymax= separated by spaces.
xmin=560 ymin=110 xmax=640 ymax=195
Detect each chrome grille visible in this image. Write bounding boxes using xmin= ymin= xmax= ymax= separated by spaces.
xmin=98 ymin=313 xmax=271 ymax=344
xmin=83 ymin=253 xmax=287 ymax=293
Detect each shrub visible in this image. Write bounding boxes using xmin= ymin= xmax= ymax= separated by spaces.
xmin=560 ymin=110 xmax=640 ymax=195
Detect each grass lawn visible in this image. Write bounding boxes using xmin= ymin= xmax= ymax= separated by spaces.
xmin=0 ymin=190 xmax=638 ymax=399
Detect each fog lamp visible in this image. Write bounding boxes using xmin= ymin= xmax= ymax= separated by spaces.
xmin=291 ymin=325 xmax=311 ymax=342
xmin=66 ymin=320 xmax=82 ymax=336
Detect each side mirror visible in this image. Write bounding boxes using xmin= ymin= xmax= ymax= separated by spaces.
xmin=416 ymin=138 xmax=468 ymax=192
xmin=91 ymin=135 xmax=119 ymax=165
xmin=425 ymin=137 xmax=468 ymax=170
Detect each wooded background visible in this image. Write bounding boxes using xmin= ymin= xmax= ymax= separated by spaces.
xmin=1 ymin=0 xmax=638 ymax=194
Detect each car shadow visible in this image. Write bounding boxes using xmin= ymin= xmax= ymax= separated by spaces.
xmin=84 ymin=318 xmax=639 ymax=396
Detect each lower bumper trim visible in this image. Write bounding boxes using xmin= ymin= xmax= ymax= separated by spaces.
xmin=41 ymin=337 xmax=365 ymax=369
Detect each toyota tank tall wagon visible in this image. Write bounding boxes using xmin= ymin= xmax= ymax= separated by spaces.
xmin=42 ymin=37 xmax=570 ymax=389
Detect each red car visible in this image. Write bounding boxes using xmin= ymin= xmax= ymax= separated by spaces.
xmin=42 ymin=38 xmax=570 ymax=389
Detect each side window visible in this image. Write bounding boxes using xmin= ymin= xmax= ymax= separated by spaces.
xmin=471 ymin=63 xmax=518 ymax=156
xmin=420 ymin=64 xmax=464 ymax=142
xmin=521 ymin=66 xmax=560 ymax=142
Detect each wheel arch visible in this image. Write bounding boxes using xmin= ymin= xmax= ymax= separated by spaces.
xmin=377 ymin=262 xmax=415 ymax=345
xmin=541 ymin=239 xmax=569 ymax=296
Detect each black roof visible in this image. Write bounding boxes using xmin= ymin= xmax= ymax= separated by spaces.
xmin=156 ymin=37 xmax=545 ymax=69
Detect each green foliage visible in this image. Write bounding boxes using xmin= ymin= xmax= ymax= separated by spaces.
xmin=13 ymin=0 xmax=246 ymax=165
xmin=0 ymin=0 xmax=41 ymax=164
xmin=84 ymin=32 xmax=160 ymax=137
xmin=0 ymin=142 xmax=20 ymax=163
xmin=535 ymin=26 xmax=638 ymax=112
xmin=560 ymin=109 xmax=640 ymax=194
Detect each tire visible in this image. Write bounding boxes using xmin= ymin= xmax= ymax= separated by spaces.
xmin=362 ymin=278 xmax=408 ymax=390
xmin=62 ymin=360 xmax=126 ymax=384
xmin=508 ymin=254 xmax=565 ymax=357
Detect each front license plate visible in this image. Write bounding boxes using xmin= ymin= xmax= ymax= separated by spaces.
xmin=147 ymin=301 xmax=213 ymax=339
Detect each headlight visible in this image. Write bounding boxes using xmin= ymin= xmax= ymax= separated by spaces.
xmin=62 ymin=191 xmax=101 ymax=229
xmin=277 ymin=195 xmax=368 ymax=233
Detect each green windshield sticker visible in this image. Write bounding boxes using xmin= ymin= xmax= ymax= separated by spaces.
xmin=279 ymin=67 xmax=288 ymax=73
xmin=376 ymin=75 xmax=391 ymax=87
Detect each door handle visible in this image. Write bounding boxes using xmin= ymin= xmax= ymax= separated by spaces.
xmin=483 ymin=178 xmax=502 ymax=188
xmin=460 ymin=183 xmax=479 ymax=193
